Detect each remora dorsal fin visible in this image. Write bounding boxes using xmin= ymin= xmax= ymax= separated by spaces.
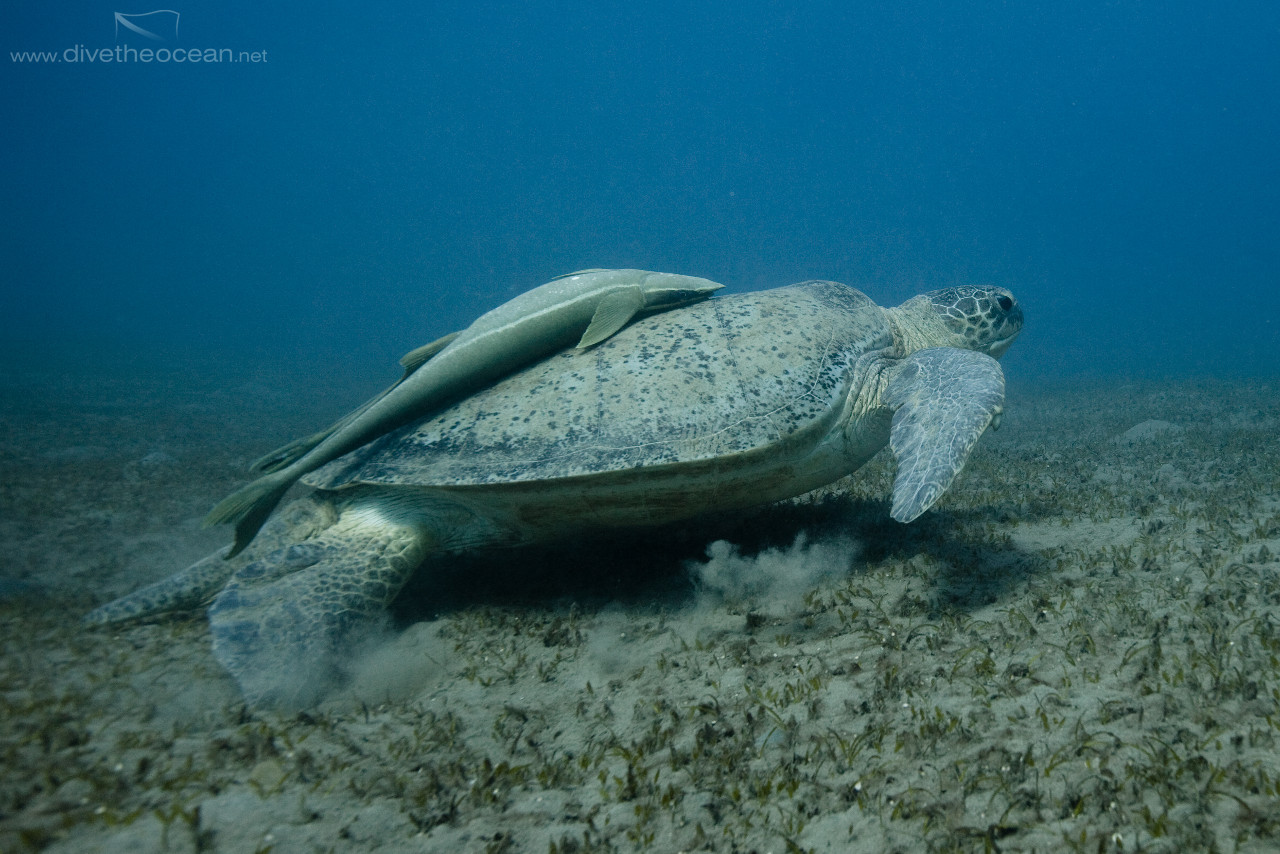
xmin=398 ymin=331 xmax=460 ymax=376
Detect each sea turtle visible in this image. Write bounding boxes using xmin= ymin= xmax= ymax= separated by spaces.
xmin=87 ymin=279 xmax=1023 ymax=707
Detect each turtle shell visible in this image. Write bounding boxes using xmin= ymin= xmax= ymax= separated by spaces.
xmin=304 ymin=281 xmax=892 ymax=490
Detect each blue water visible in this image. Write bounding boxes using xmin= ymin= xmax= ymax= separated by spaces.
xmin=4 ymin=1 xmax=1278 ymax=382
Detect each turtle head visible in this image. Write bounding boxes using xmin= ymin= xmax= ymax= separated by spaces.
xmin=890 ymin=286 xmax=1023 ymax=359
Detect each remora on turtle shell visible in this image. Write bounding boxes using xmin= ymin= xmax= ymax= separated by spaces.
xmin=204 ymin=269 xmax=724 ymax=556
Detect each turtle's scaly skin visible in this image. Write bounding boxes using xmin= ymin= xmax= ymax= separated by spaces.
xmin=88 ymin=280 xmax=1022 ymax=707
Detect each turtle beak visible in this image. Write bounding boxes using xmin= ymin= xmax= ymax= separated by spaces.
xmin=985 ymin=295 xmax=1023 ymax=359
xmin=985 ymin=322 xmax=1021 ymax=359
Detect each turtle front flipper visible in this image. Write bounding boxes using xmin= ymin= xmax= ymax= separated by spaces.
xmin=883 ymin=347 xmax=1006 ymax=523
xmin=206 ymin=501 xmax=438 ymax=708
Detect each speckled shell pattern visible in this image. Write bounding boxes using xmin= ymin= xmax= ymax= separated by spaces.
xmin=305 ymin=281 xmax=894 ymax=491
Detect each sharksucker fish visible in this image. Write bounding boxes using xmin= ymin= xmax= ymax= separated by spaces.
xmin=204 ymin=269 xmax=725 ymax=555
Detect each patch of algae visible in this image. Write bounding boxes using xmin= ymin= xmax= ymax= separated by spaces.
xmin=3 ymin=377 xmax=1280 ymax=853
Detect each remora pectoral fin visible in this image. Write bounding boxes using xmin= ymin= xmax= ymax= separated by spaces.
xmin=883 ymin=347 xmax=1006 ymax=523
xmin=576 ymin=288 xmax=646 ymax=349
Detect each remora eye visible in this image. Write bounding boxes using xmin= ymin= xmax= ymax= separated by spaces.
xmin=997 ymin=295 xmax=1013 ymax=312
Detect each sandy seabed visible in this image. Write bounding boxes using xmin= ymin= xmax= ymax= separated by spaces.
xmin=2 ymin=352 xmax=1279 ymax=853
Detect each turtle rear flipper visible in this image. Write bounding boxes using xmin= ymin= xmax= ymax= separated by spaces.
xmin=207 ymin=503 xmax=437 ymax=708
xmin=884 ymin=347 xmax=1005 ymax=523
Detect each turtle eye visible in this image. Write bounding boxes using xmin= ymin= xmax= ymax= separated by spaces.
xmin=996 ymin=295 xmax=1013 ymax=312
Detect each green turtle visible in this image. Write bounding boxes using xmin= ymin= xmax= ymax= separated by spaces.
xmin=205 ymin=269 xmax=724 ymax=556
xmin=86 ymin=279 xmax=1023 ymax=707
